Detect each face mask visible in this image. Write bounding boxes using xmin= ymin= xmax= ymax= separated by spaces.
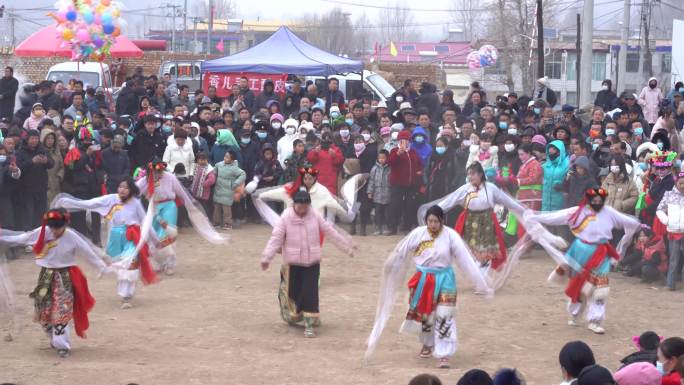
xmin=362 ymin=133 xmax=371 ymax=142
xmin=240 ymin=137 xmax=251 ymax=144
xmin=649 ymin=83 xmax=657 ymax=89
xmin=110 ymin=123 xmax=117 ymax=130
xmin=340 ymin=129 xmax=350 ymax=138
xmin=605 ymin=129 xmax=615 ymax=136
xmin=601 ymin=85 xmax=608 ymax=91
xmin=395 ymin=95 xmax=404 ymax=103
xmin=548 ymin=152 xmax=559 ymax=161
xmin=657 ymin=142 xmax=664 ymax=150
xmin=592 ymin=143 xmax=599 ymax=151
xmin=610 ymin=165 xmax=620 ymax=174
xmin=507 ymin=128 xmax=517 ymax=135
xmin=331 ymin=111 xmax=340 ymax=119
xmin=590 ymin=203 xmax=604 ymax=212
xmin=156 ymin=122 xmax=162 ymax=129
xmin=638 ymin=162 xmax=648 ymax=171
xmin=463 ymin=140 xmax=472 ymax=146
xmin=414 ymin=135 xmax=424 ymax=143
xmin=272 ymin=122 xmax=282 ymax=129
xmin=345 ymin=119 xmax=354 ymax=126
xmin=162 ymin=125 xmax=172 ymax=134
xmin=634 ymin=127 xmax=643 ymax=136
xmin=0 ymin=155 xmax=6 ymax=163
xmin=391 ymin=132 xmax=399 ymax=140
xmin=257 ymin=132 xmax=267 ymax=139
xmin=285 ymin=127 xmax=296 ymax=135
xmin=354 ymin=143 xmax=365 ymax=152
xmin=533 ymin=108 xmax=541 ymax=115
xmin=435 ymin=146 xmax=446 ymax=155
xmin=498 ymin=121 xmax=508 ymax=130
xmin=504 ymin=143 xmax=515 ymax=153
xmin=656 ymin=361 xmax=665 ymax=375
xmin=677 ymin=159 xmax=683 ymax=169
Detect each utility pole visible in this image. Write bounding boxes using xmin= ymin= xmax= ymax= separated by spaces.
xmin=183 ymin=0 xmax=188 ymax=51
xmin=170 ymin=4 xmax=176 ymax=52
xmin=9 ymin=9 xmax=15 ymax=48
xmin=617 ymin=0 xmax=630 ymax=94
xmin=193 ymin=17 xmax=199 ymax=54
xmin=643 ymin=1 xmax=653 ymax=78
xmin=576 ymin=13 xmax=581 ymax=103
xmin=206 ymin=0 xmax=214 ymax=56
xmin=579 ymin=0 xmax=594 ymax=106
xmin=536 ymin=0 xmax=544 ymax=79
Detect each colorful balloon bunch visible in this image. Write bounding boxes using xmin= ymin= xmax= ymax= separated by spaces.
xmin=49 ymin=0 xmax=123 ymax=62
xmin=467 ymin=45 xmax=499 ymax=71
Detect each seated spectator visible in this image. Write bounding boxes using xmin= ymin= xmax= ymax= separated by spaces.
xmin=615 ymin=363 xmax=661 ymax=385
xmin=408 ymin=374 xmax=442 ymax=385
xmin=559 ymin=341 xmax=597 ymax=385
xmin=658 ymin=337 xmax=684 ymax=385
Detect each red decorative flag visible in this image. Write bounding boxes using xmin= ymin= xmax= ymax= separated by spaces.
xmin=216 ymin=39 xmax=224 ymax=53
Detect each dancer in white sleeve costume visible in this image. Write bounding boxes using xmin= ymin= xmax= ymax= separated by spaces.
xmin=528 ymin=188 xmax=640 ymax=334
xmin=366 ymin=205 xmax=492 ymax=369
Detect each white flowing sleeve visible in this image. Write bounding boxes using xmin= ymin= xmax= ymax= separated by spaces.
xmin=253 ymin=186 xmax=289 ymax=227
xmin=527 ymin=207 xmax=575 ymax=226
xmin=51 ymin=193 xmax=118 ymax=216
xmin=168 ymin=172 xmax=227 ymax=245
xmin=0 ymin=228 xmax=41 ymax=247
xmin=447 ymin=229 xmax=492 ymax=296
xmin=365 ymin=228 xmax=422 ymax=361
xmin=608 ymin=207 xmax=641 ymax=256
xmin=68 ymin=230 xmax=107 ymax=272
xmin=491 ymin=183 xmax=526 ymax=217
xmin=417 ymin=184 xmax=469 ymax=226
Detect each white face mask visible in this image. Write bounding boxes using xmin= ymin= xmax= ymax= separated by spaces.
xmin=504 ymin=143 xmax=515 ymax=152
xmin=610 ymin=165 xmax=620 ymax=174
xmin=507 ymin=128 xmax=517 ymax=135
xmin=391 ymin=131 xmax=399 ymax=140
xmin=601 ymin=85 xmax=608 ymax=91
xmin=605 ymin=128 xmax=616 ymax=136
xmin=285 ymin=127 xmax=296 ymax=135
xmin=361 ymin=133 xmax=371 ymax=142
xmin=339 ymin=129 xmax=350 ymax=138
xmin=272 ymin=122 xmax=282 ymax=129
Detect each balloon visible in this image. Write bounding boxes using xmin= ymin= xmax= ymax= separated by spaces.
xmin=112 ymin=8 xmax=120 ymax=17
xmin=62 ymin=28 xmax=74 ymax=40
xmin=477 ymin=44 xmax=498 ymax=67
xmin=83 ymin=11 xmax=94 ymax=24
xmin=103 ymin=24 xmax=115 ymax=34
xmin=466 ymin=51 xmax=481 ymax=70
xmin=76 ymin=29 xmax=91 ymax=42
xmin=101 ymin=0 xmax=111 ymax=5
xmin=101 ymin=13 xmax=113 ymax=25
xmin=66 ymin=10 xmax=77 ymax=21
xmin=93 ymin=36 xmax=104 ymax=48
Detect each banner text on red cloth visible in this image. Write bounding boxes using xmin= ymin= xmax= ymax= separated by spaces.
xmin=203 ymin=73 xmax=288 ymax=97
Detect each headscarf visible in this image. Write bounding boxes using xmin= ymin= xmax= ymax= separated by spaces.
xmin=216 ymin=129 xmax=238 ymax=147
xmin=410 ymin=126 xmax=433 ymax=164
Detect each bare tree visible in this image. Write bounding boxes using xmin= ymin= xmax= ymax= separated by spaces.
xmin=298 ymin=8 xmax=354 ymax=55
xmin=451 ymin=0 xmax=484 ymax=42
xmin=194 ymin=0 xmax=236 ymax=21
xmin=353 ymin=12 xmax=375 ymax=56
xmin=378 ymin=1 xmax=417 ymax=43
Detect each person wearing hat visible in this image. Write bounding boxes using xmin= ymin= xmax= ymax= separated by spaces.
xmin=530 ymin=187 xmax=641 ymax=334
xmin=261 ymin=189 xmax=354 ymax=338
xmin=638 ymin=77 xmax=664 ymax=125
xmin=255 ymin=79 xmax=278 ymax=110
xmin=594 ymin=79 xmax=618 ymax=112
xmin=0 ymin=208 xmax=112 ymax=357
xmin=614 ymin=362 xmax=661 ymax=385
xmin=276 ymin=118 xmax=300 ymax=168
xmin=129 ymin=114 xmax=166 ymax=171
xmin=23 ymin=102 xmax=48 ymax=132
xmin=533 ymin=77 xmax=558 ymax=107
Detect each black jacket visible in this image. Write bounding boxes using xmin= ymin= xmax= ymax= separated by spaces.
xmin=416 ymin=86 xmax=442 ymax=124
xmin=0 ymin=160 xmax=19 ymax=197
xmin=16 ymin=143 xmax=54 ymax=193
xmin=238 ymin=139 xmax=261 ymax=180
xmin=102 ymin=148 xmax=131 ymax=193
xmin=65 ymin=147 xmax=99 ymax=197
xmin=255 ymin=91 xmax=278 ymax=110
xmin=594 ymin=90 xmax=618 ymax=112
xmin=39 ymin=92 xmax=63 ymax=112
xmin=0 ymin=76 xmax=18 ymax=120
xmin=129 ymin=130 xmax=166 ymax=171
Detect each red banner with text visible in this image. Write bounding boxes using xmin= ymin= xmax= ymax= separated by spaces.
xmin=203 ymin=72 xmax=288 ymax=98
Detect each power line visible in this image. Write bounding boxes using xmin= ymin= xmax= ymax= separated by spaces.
xmin=317 ymin=0 xmax=487 ymax=12
xmin=660 ymin=1 xmax=684 ymax=13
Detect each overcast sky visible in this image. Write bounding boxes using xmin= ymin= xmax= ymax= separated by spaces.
xmin=0 ymin=0 xmax=661 ymax=43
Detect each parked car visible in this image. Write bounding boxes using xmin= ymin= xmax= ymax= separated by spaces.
xmin=159 ymin=60 xmax=204 ymax=92
xmin=46 ymin=62 xmax=114 ymax=91
xmin=304 ymin=70 xmax=395 ymax=103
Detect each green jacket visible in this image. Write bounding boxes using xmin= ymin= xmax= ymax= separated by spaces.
xmin=213 ymin=160 xmax=246 ymax=205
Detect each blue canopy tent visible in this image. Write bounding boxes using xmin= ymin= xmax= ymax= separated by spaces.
xmin=201 ymin=26 xmax=363 ymax=75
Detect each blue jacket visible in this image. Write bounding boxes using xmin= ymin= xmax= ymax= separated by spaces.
xmin=542 ymin=140 xmax=569 ymax=212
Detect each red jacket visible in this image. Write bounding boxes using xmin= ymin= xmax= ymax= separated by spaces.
xmin=307 ymin=145 xmax=344 ymax=195
xmin=662 ymin=371 xmax=681 ymax=385
xmin=388 ymin=147 xmax=423 ymax=187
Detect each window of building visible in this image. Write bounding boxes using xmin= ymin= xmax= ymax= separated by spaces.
xmin=626 ymin=53 xmax=640 ymax=73
xmin=567 ymin=53 xmax=577 ymax=81
xmin=434 ymin=45 xmax=450 ymax=53
xmin=545 ymin=51 xmax=563 ymax=79
xmin=662 ymin=53 xmax=671 ymax=73
xmin=401 ymin=45 xmax=415 ymax=52
xmin=566 ymin=91 xmax=577 ymax=106
xmin=592 ymin=53 xmax=606 ymax=81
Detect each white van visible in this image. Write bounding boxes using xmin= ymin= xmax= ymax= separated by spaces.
xmin=305 ymin=70 xmax=395 ymax=103
xmin=46 ymin=62 xmax=113 ymax=90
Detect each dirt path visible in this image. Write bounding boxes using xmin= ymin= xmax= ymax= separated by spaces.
xmin=0 ymin=224 xmax=681 ymax=385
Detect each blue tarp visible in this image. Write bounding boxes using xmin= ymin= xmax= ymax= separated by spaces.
xmin=201 ymin=26 xmax=363 ymax=75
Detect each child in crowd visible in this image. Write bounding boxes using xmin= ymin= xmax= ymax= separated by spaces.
xmin=283 ymin=139 xmax=310 ymax=183
xmin=213 ymin=150 xmax=246 ymax=230
xmin=367 ymin=149 xmax=391 ymax=235
xmin=254 ymin=143 xmax=283 ymax=189
xmin=173 ymin=163 xmax=193 ymax=228
xmin=620 ymin=226 xmax=666 ymax=283
xmin=620 ymin=330 xmax=661 ymax=368
xmin=466 ymin=133 xmax=498 ymax=179
xmin=190 ymin=152 xmax=216 ymax=217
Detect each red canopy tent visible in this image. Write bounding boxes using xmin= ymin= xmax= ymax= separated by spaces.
xmin=15 ymin=25 xmax=143 ymax=58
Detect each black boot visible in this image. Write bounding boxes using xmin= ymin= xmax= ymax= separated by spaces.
xmin=360 ymin=224 xmax=367 ymax=236
xmin=349 ymin=223 xmax=357 ymax=235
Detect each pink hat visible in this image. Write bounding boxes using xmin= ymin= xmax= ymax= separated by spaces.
xmin=380 ymin=126 xmax=391 ymax=136
xmin=270 ymin=113 xmax=284 ymax=123
xmin=614 ymin=363 xmax=661 ymax=385
xmin=531 ymin=134 xmax=547 ymax=146
xmin=398 ymin=130 xmax=411 ymax=141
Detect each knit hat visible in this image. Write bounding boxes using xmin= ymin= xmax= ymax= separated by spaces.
xmin=32 ymin=102 xmax=44 ymax=111
xmin=457 ymin=369 xmax=493 ymax=385
xmin=575 ymin=156 xmax=590 ymax=171
xmin=270 ymin=113 xmax=284 ymax=123
xmin=531 ymin=135 xmax=547 ymax=146
xmin=284 ymin=118 xmax=299 ymax=129
xmin=380 ymin=126 xmax=391 ymax=136
xmin=399 ymin=101 xmax=412 ymax=111
xmin=329 ymin=105 xmax=341 ymax=115
xmin=577 ymin=365 xmax=615 ymax=385
xmin=614 ymin=363 xmax=661 ymax=385
xmin=398 ymin=130 xmax=412 ymax=141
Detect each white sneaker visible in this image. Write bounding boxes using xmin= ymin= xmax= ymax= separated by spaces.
xmin=568 ymin=317 xmax=579 ymax=327
xmin=121 ymin=300 xmax=133 ymax=309
xmin=588 ymin=323 xmax=605 ymax=334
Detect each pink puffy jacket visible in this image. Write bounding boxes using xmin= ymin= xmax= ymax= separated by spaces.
xmin=261 ymin=207 xmax=352 ymax=267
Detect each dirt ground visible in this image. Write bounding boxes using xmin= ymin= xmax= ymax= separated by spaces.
xmin=0 ymin=224 xmax=682 ymax=385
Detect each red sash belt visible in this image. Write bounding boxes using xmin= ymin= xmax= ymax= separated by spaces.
xmin=125 ymin=225 xmax=158 ymax=285
xmin=68 ymin=266 xmax=95 ymax=338
xmin=565 ymin=243 xmax=619 ymax=303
